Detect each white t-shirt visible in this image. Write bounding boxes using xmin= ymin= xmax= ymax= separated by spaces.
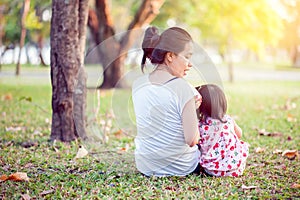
xmin=132 ymin=74 xmax=200 ymax=176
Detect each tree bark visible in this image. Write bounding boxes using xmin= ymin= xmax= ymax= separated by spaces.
xmin=50 ymin=0 xmax=89 ymax=142
xmin=88 ymin=0 xmax=165 ymax=89
xmin=16 ymin=0 xmax=30 ymax=76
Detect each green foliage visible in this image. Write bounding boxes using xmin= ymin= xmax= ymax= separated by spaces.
xmin=25 ymin=10 xmax=43 ymax=30
xmin=0 ymin=0 xmax=51 ymax=45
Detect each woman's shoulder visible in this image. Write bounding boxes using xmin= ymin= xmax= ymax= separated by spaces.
xmin=168 ymin=78 xmax=194 ymax=91
xmin=132 ymin=74 xmax=150 ymax=90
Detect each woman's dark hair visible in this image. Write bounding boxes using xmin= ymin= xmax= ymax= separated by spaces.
xmin=141 ymin=26 xmax=193 ymax=72
xmin=196 ymin=84 xmax=227 ymax=123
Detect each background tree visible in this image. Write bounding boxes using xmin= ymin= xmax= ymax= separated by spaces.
xmin=0 ymin=0 xmax=23 ymax=69
xmin=0 ymin=0 xmax=50 ymax=69
xmin=16 ymin=0 xmax=30 ymax=75
xmin=29 ymin=0 xmax=51 ymax=66
xmin=278 ymin=0 xmax=300 ymax=67
xmin=88 ymin=0 xmax=165 ymax=89
xmin=50 ymin=0 xmax=89 ymax=142
xmin=155 ymin=0 xmax=284 ymax=82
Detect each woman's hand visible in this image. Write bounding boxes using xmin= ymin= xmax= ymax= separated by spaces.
xmin=194 ymin=94 xmax=202 ymax=108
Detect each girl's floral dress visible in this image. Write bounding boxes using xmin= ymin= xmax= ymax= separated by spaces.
xmin=198 ymin=115 xmax=249 ymax=177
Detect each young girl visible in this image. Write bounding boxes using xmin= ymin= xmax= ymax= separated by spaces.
xmin=196 ymin=84 xmax=249 ymax=177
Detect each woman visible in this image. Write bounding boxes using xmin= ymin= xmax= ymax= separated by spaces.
xmin=132 ymin=26 xmax=201 ymax=176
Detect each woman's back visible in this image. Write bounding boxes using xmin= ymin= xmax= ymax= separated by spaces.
xmin=132 ymin=74 xmax=199 ymax=176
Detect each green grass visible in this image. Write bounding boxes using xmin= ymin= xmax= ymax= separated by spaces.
xmin=1 ymin=74 xmax=300 ymax=199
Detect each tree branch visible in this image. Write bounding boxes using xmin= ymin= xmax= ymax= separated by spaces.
xmin=95 ymin=0 xmax=115 ymax=42
xmin=120 ymin=0 xmax=165 ymax=53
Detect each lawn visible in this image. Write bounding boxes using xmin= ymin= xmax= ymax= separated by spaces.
xmin=0 ymin=69 xmax=300 ymax=199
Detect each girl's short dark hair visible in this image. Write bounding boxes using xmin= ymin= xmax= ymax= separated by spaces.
xmin=196 ymin=84 xmax=227 ymax=123
xmin=141 ymin=26 xmax=193 ymax=72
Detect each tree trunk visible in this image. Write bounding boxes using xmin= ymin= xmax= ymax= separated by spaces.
xmin=37 ymin=33 xmax=47 ymax=66
xmin=50 ymin=0 xmax=89 ymax=142
xmin=228 ymin=61 xmax=234 ymax=83
xmin=227 ymin=34 xmax=234 ymax=83
xmin=0 ymin=5 xmax=4 ymax=71
xmin=16 ymin=0 xmax=30 ymax=76
xmin=88 ymin=0 xmax=165 ymax=89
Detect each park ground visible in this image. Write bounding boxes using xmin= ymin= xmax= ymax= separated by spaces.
xmin=0 ymin=63 xmax=300 ymax=199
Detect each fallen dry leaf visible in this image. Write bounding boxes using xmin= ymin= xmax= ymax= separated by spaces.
xmin=273 ymin=149 xmax=283 ymax=154
xmin=74 ymin=145 xmax=88 ymax=159
xmin=8 ymin=172 xmax=30 ymax=181
xmin=5 ymin=126 xmax=23 ymax=132
xmin=284 ymin=100 xmax=297 ymax=110
xmin=0 ymin=174 xmax=8 ymax=182
xmin=274 ymin=164 xmax=286 ymax=171
xmin=113 ymin=130 xmax=123 ymax=139
xmin=117 ymin=144 xmax=130 ymax=153
xmin=255 ymin=147 xmax=265 ymax=153
xmin=21 ymin=194 xmax=31 ymax=200
xmin=258 ymin=129 xmax=283 ymax=137
xmin=1 ymin=172 xmax=29 ymax=182
xmin=40 ymin=189 xmax=54 ymax=196
xmin=2 ymin=93 xmax=13 ymax=101
xmin=242 ymin=184 xmax=258 ymax=190
xmin=287 ymin=113 xmax=297 ymax=122
xmin=291 ymin=183 xmax=300 ymax=189
xmin=24 ymin=163 xmax=34 ymax=168
xmin=282 ymin=149 xmax=299 ymax=160
xmin=21 ymin=141 xmax=38 ymax=148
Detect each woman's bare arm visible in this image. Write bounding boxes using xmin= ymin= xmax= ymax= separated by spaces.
xmin=182 ymin=98 xmax=200 ymax=147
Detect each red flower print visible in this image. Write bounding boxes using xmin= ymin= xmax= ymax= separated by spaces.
xmin=213 ymin=143 xmax=219 ymax=150
xmin=232 ymin=172 xmax=238 ymax=177
xmin=230 ymin=146 xmax=235 ymax=151
xmin=221 ymin=150 xmax=225 ymax=159
xmin=221 ymin=171 xmax=225 ymax=176
xmin=243 ymin=153 xmax=247 ymax=157
xmin=204 ymin=126 xmax=209 ymax=131
xmin=227 ymin=164 xmax=232 ymax=169
xmin=208 ymin=120 xmax=212 ymax=124
xmin=220 ymin=132 xmax=224 ymax=137
xmin=241 ymin=141 xmax=244 ymax=144
xmin=224 ymin=125 xmax=228 ymax=129
xmin=237 ymin=160 xmax=241 ymax=167
xmin=214 ymin=162 xmax=219 ymax=169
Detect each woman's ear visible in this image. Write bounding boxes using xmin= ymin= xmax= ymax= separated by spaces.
xmin=166 ymin=52 xmax=173 ymax=62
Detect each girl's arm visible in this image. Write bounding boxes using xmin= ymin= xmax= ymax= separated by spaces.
xmin=233 ymin=120 xmax=242 ymax=139
xmin=182 ymin=98 xmax=200 ymax=147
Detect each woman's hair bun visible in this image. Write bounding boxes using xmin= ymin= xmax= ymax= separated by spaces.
xmin=142 ymin=27 xmax=160 ymax=58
